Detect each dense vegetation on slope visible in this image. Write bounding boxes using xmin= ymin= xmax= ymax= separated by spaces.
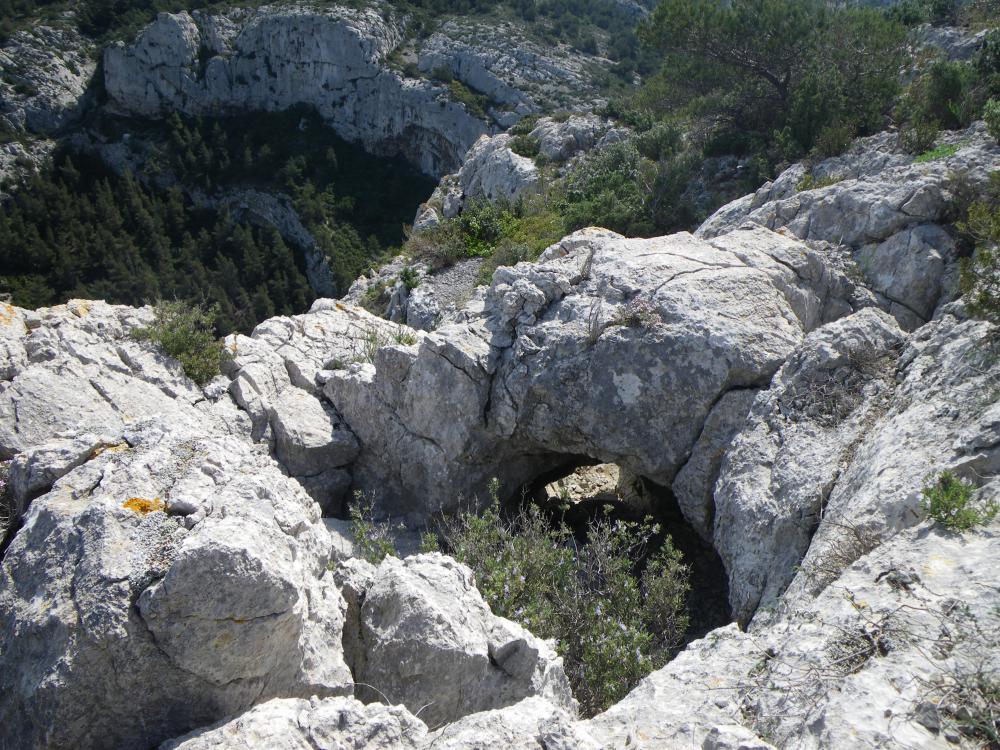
xmin=403 ymin=0 xmax=1000 ymax=276
xmin=0 ymin=151 xmax=315 ymax=333
xmin=0 ymin=109 xmax=434 ymax=333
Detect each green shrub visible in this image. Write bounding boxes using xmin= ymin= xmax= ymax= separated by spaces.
xmin=958 ymin=197 xmax=1000 ymax=321
xmin=796 ymin=172 xmax=843 ymax=191
xmin=448 ymin=80 xmax=490 ymax=120
xmin=509 ymin=134 xmax=541 ymax=159
xmin=434 ymin=480 xmax=691 ymax=716
xmin=921 ymin=472 xmax=997 ymax=531
xmin=133 ymin=301 xmax=222 ymax=386
xmin=349 ymin=491 xmax=397 ymax=564
xmin=812 ymin=123 xmax=855 ymax=158
xmin=634 ymin=121 xmax=682 ymax=161
xmin=900 ymin=120 xmax=940 ymax=155
xmin=510 ymin=115 xmax=541 ymax=136
xmin=398 ymin=266 xmax=421 ymax=291
xmin=563 ymin=141 xmax=657 ymax=236
xmin=984 ymin=98 xmax=1000 ymax=141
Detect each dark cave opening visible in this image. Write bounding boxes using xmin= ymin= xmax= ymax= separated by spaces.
xmin=522 ymin=461 xmax=732 ymax=644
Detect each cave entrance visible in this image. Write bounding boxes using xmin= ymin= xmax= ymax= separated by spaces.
xmin=522 ymin=460 xmax=732 ymax=642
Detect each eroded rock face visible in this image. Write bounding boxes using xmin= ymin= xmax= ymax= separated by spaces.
xmin=0 ymin=25 xmax=95 ymax=135
xmin=350 ymin=553 xmax=576 ymax=727
xmin=223 ymin=299 xmax=419 ymax=511
xmin=103 ymin=8 xmax=489 ymax=176
xmin=416 ymin=19 xmax=613 ymax=118
xmin=713 ymin=308 xmax=908 ymax=623
xmin=698 ymin=124 xmax=1000 ymax=330
xmin=160 ymin=696 xmax=430 ymax=750
xmin=0 ymin=421 xmax=352 ymax=750
xmin=325 ymin=225 xmax=866 ymax=520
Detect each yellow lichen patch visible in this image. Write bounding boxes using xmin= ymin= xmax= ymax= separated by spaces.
xmin=335 ymin=302 xmax=347 ymax=311
xmin=68 ymin=299 xmax=92 ymax=317
xmin=123 ymin=497 xmax=165 ymax=515
xmin=213 ymin=631 xmax=234 ymax=649
xmin=0 ymin=303 xmax=17 ymax=327
xmin=90 ymin=442 xmax=129 ymax=460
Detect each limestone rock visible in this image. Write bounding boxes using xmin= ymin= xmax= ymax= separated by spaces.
xmin=779 ymin=304 xmax=1000 ymax=613
xmin=583 ymin=623 xmax=763 ymax=749
xmin=352 ymin=553 xmax=577 ymax=727
xmin=0 ymin=421 xmax=352 ymax=750
xmin=426 ymin=697 xmax=599 ymax=749
xmin=415 ymin=18 xmax=613 ymax=115
xmin=224 ymin=300 xmax=416 ymax=507
xmin=103 ymin=9 xmax=489 ymax=176
xmin=743 ymin=521 xmax=1000 ymax=749
xmin=528 ymin=114 xmax=609 ymax=163
xmin=458 ymin=133 xmax=540 ymax=203
xmin=698 ymin=123 xmax=1000 ymax=328
xmin=0 ymin=25 xmax=95 ymax=135
xmin=160 ymin=696 xmax=429 ymax=750
xmin=0 ymin=300 xmax=225 ymax=459
xmin=325 ymin=225 xmax=865 ymax=521
xmin=713 ymin=308 xmax=907 ymax=623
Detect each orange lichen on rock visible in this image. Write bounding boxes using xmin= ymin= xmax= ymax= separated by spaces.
xmin=90 ymin=442 xmax=129 ymax=460
xmin=0 ymin=303 xmax=17 ymax=327
xmin=123 ymin=497 xmax=165 ymax=515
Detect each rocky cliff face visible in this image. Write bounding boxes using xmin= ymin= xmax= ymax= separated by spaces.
xmin=101 ymin=7 xmax=489 ymax=176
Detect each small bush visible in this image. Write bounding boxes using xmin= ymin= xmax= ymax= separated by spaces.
xmin=434 ymin=480 xmax=690 ymax=716
xmin=398 ymin=266 xmax=421 ymax=291
xmin=133 ymin=301 xmax=222 ymax=386
xmin=900 ymin=120 xmax=940 ymax=155
xmin=797 ymin=173 xmax=843 ymax=191
xmin=510 ymin=115 xmax=541 ymax=136
xmin=609 ymin=297 xmax=662 ymax=328
xmin=812 ymin=123 xmax=855 ymax=158
xmin=959 ymin=198 xmax=1000 ymax=321
xmin=509 ymin=134 xmax=541 ymax=159
xmin=984 ymin=98 xmax=1000 ymax=141
xmin=349 ymin=491 xmax=397 ymax=564
xmin=921 ymin=472 xmax=997 ymax=531
xmin=634 ymin=121 xmax=683 ymax=162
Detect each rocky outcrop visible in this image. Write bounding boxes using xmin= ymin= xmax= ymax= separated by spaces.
xmin=324 ymin=224 xmax=866 ymax=520
xmin=415 ymin=19 xmax=613 ymax=121
xmin=0 ymin=419 xmax=353 ymax=749
xmin=713 ymin=308 xmax=908 ymax=623
xmin=0 ymin=25 xmax=95 ymax=135
xmin=222 ymin=300 xmax=418 ymax=512
xmin=160 ymin=696 xmax=430 ymax=750
xmin=348 ymin=553 xmax=576 ymax=727
xmin=458 ymin=133 xmax=540 ymax=203
xmin=698 ymin=123 xmax=1000 ymax=330
xmin=103 ymin=9 xmax=490 ymax=176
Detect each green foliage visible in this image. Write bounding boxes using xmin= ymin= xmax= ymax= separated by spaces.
xmin=921 ymin=472 xmax=997 ymax=531
xmin=133 ymin=300 xmax=222 ymax=386
xmin=796 ymin=172 xmax=843 ymax=191
xmin=959 ymin=196 xmax=1000 ymax=321
xmin=406 ymin=195 xmax=566 ymax=274
xmin=398 ymin=266 xmax=421 ymax=291
xmin=0 ymin=151 xmax=313 ymax=334
xmin=447 ymin=79 xmax=491 ymax=120
xmin=900 ymin=120 xmax=941 ymax=155
xmin=985 ymin=98 xmax=1000 ymax=141
xmin=349 ymin=491 xmax=397 ymax=564
xmin=639 ymin=0 xmax=905 ymax=157
xmin=510 ymin=115 xmax=542 ymax=136
xmin=433 ymin=480 xmax=691 ymax=716
xmin=562 ymin=141 xmax=657 ymax=236
xmin=509 ymin=134 xmax=541 ymax=159
xmin=914 ymin=142 xmax=961 ymax=163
